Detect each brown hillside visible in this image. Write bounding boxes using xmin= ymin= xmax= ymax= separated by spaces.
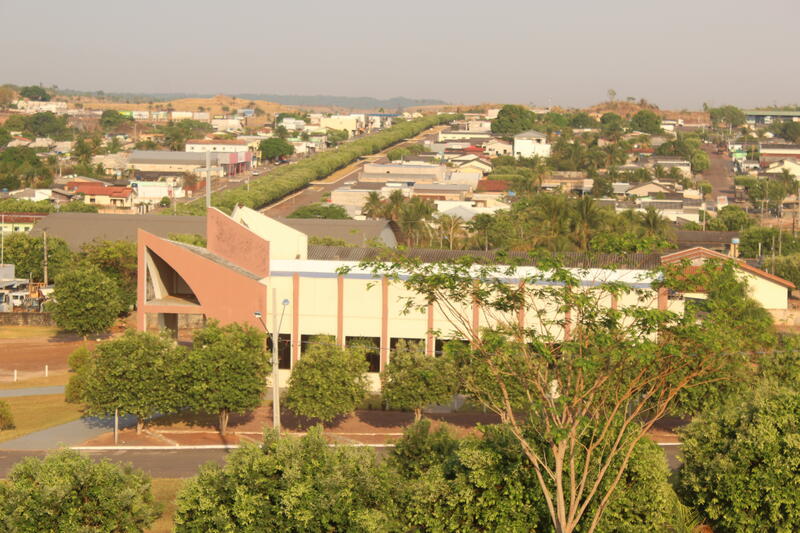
xmin=586 ymin=101 xmax=708 ymax=123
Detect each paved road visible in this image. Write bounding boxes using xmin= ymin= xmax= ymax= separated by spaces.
xmin=701 ymin=145 xmax=734 ymax=200
xmin=0 ymin=386 xmax=64 ymax=398
xmin=0 ymin=449 xmax=229 ymax=478
xmin=261 ymin=126 xmax=446 ymax=217
xmin=0 ymin=414 xmax=137 ymax=450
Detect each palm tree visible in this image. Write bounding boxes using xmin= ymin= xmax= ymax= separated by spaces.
xmin=640 ymin=207 xmax=671 ymax=238
xmin=467 ymin=214 xmax=493 ymax=251
xmin=571 ymin=196 xmax=603 ymax=251
xmin=361 ymin=191 xmax=385 ymax=219
xmin=397 ymin=198 xmax=434 ymax=246
xmin=435 ymin=214 xmax=466 ymax=250
xmin=384 ymin=189 xmax=405 ymax=221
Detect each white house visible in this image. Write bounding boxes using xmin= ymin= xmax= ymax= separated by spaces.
xmin=513 ymin=130 xmax=551 ymax=159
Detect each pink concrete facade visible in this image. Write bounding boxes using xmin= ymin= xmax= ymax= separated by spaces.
xmin=207 ymin=208 xmax=270 ymax=278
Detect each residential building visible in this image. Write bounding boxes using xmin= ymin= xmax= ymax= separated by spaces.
xmin=765 ymin=159 xmax=800 ymax=176
xmin=484 ymin=139 xmax=513 ymax=157
xmin=760 ymin=144 xmax=800 ymax=166
xmin=744 ymin=109 xmax=800 ymax=125
xmin=320 ymin=115 xmax=364 ymax=137
xmin=64 ymin=182 xmax=134 ymax=210
xmin=513 ymin=130 xmax=551 ymax=159
xmin=0 ymin=212 xmax=47 ymax=233
xmin=185 ymin=139 xmax=253 ymax=174
xmin=128 ymin=151 xmax=225 ymax=178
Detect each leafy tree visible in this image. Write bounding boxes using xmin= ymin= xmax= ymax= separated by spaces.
xmin=80 ymin=330 xmax=188 ymax=433
xmin=0 ymin=400 xmax=14 ymax=430
xmin=51 ymin=264 xmax=123 ymax=338
xmin=0 ymin=449 xmax=161 ymax=532
xmin=258 ymin=137 xmax=294 ymax=161
xmin=0 ymin=127 xmax=11 ymax=148
xmin=286 ymin=338 xmax=369 ymax=422
xmin=99 ymin=110 xmax=133 ymax=131
xmin=381 ymin=340 xmax=457 ymax=421
xmin=766 ymin=254 xmax=800 ymax=289
xmin=569 ymin=112 xmax=598 ymax=129
xmin=0 ymin=85 xmax=16 ymax=108
xmin=64 ymin=346 xmax=93 ymax=403
xmin=690 ymin=150 xmax=710 ymax=174
xmin=390 ymin=420 xmax=677 ymax=532
xmin=19 ymin=85 xmax=50 ymax=101
xmin=0 ymin=232 xmax=72 ymax=282
xmin=629 ymin=110 xmax=662 ymax=134
xmin=708 ymin=105 xmax=746 ymax=128
xmin=60 ymin=200 xmax=100 ymax=213
xmin=326 ymin=128 xmax=349 ymax=146
xmin=0 ymin=146 xmax=53 ymax=189
xmin=351 ymin=255 xmax=763 ymax=533
xmin=174 ymin=427 xmax=395 ymax=532
xmin=11 ymin=111 xmax=71 ymax=140
xmin=288 ymin=202 xmax=351 ymax=219
xmin=160 ymin=119 xmax=213 ymax=151
xmin=710 ymin=205 xmax=754 ymax=231
xmin=159 ymin=196 xmax=171 ymax=208
xmin=491 ymin=104 xmax=536 ymax=136
xmin=79 ymin=240 xmax=137 ymax=311
xmin=187 ymin=321 xmax=268 ymax=435
xmin=168 ymin=233 xmax=207 ymax=247
xmin=679 ymin=385 xmax=800 ymax=532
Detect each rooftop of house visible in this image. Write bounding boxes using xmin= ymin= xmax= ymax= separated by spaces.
xmin=30 ymin=213 xmax=206 ymax=250
xmin=514 ymin=130 xmax=547 ymax=140
xmin=186 ymin=139 xmax=248 ymax=146
xmin=129 ymin=150 xmax=224 ymax=165
xmin=274 ymin=218 xmax=397 ymax=247
xmin=476 ymin=180 xmax=509 ymax=193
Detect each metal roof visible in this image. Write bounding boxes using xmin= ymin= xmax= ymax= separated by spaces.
xmin=306 ymin=245 xmax=662 ymax=269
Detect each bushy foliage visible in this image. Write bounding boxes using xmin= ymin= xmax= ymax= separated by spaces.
xmin=680 ymin=385 xmax=800 ymax=532
xmin=186 ymin=321 xmax=268 ymax=435
xmin=258 ymin=137 xmax=294 ymax=161
xmin=381 ymin=340 xmax=458 ymax=420
xmin=389 ymin=421 xmax=675 ymax=532
xmin=629 ymin=110 xmax=662 ymax=134
xmin=64 ymin=345 xmax=93 ymax=403
xmin=0 ymin=399 xmax=14 ymax=430
xmin=288 ymin=202 xmax=351 ymax=219
xmin=0 ymin=146 xmax=53 ymax=189
xmin=1 ymin=232 xmax=73 ymax=282
xmin=0 ymin=449 xmax=161 ymax=532
xmin=285 ymin=338 xmax=369 ymax=422
xmin=79 ymin=240 xmax=137 ymax=311
xmin=174 ymin=427 xmax=396 ymax=532
xmin=51 ymin=264 xmax=123 ymax=336
xmin=175 ymin=114 xmax=453 ymax=215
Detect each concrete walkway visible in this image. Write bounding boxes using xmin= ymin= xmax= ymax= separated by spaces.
xmin=0 ymin=386 xmax=65 ymax=398
xmin=0 ymin=414 xmax=137 ymax=450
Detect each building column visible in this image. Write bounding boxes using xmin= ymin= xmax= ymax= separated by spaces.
xmin=337 ymin=275 xmax=344 ymax=348
xmin=292 ymin=273 xmax=300 ymax=363
xmin=564 ymin=309 xmax=572 ymax=341
xmin=136 ymin=240 xmax=147 ymax=331
xmin=380 ymin=277 xmax=389 ymax=370
xmin=426 ymin=303 xmax=434 ymax=356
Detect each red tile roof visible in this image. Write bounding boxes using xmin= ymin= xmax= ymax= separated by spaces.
xmin=0 ymin=212 xmax=48 ymax=224
xmin=476 ymin=179 xmax=509 ymax=193
xmin=186 ymin=139 xmax=247 ymax=145
xmin=661 ymin=247 xmax=795 ymax=289
xmin=65 ymin=182 xmax=133 ymax=199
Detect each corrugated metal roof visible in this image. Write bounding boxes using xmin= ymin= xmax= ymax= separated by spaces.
xmin=307 ymin=245 xmax=662 ymax=269
xmin=276 ymin=218 xmax=396 ymax=246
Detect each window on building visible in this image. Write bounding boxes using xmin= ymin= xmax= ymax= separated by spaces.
xmin=266 ymin=333 xmax=292 ymax=369
xmin=346 ymin=336 xmax=380 ymax=373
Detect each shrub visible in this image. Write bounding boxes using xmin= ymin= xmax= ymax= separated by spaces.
xmin=0 ymin=400 xmax=14 ymax=430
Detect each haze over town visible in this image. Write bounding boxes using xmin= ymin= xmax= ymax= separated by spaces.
xmin=2 ymin=0 xmax=799 ymax=109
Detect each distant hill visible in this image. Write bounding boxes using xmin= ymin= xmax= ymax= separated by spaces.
xmin=236 ymin=94 xmax=448 ymax=110
xmin=55 ymin=88 xmax=446 ymax=110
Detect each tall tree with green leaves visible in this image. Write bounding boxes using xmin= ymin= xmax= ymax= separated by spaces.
xmin=51 ymin=264 xmax=122 ymax=338
xmin=81 ymin=330 xmax=188 ymax=433
xmin=629 ymin=110 xmax=662 ymax=134
xmin=79 ymin=240 xmax=138 ymax=311
xmin=381 ymin=340 xmax=458 ymax=421
xmin=491 ymin=104 xmax=536 ymax=136
xmin=0 ymin=449 xmax=161 ymax=532
xmin=187 ymin=321 xmax=268 ymax=435
xmin=349 ymin=254 xmax=765 ymax=533
xmin=0 ymin=232 xmax=72 ymax=282
xmin=258 ymin=137 xmax=294 ymax=161
xmin=285 ymin=338 xmax=369 ymax=422
xmin=174 ymin=427 xmax=395 ymax=532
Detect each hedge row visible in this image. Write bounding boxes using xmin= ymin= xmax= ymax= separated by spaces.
xmin=176 ymin=114 xmax=455 ymax=215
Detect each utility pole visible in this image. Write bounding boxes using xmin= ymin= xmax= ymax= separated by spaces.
xmin=43 ymin=231 xmax=48 ymax=286
xmin=205 ymin=150 xmax=211 ymax=210
xmin=272 ymin=288 xmax=280 ymax=432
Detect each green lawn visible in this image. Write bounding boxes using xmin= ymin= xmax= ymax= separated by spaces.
xmin=0 ymin=394 xmax=83 ymax=443
xmin=0 ymin=326 xmax=63 ymax=339
xmin=148 ymin=479 xmax=185 ymax=533
xmin=0 ymin=373 xmax=71 ymax=390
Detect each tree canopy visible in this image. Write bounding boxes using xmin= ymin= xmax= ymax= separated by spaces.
xmin=258 ymin=137 xmax=294 ymax=161
xmin=0 ymin=449 xmax=161 ymax=532
xmin=51 ymin=264 xmax=123 ymax=337
xmin=0 ymin=146 xmax=53 ymax=189
xmin=18 ymin=85 xmax=50 ymax=101
xmin=285 ymin=338 xmax=369 ymax=422
xmin=287 ymin=202 xmax=351 ymax=219
xmin=629 ymin=110 xmax=662 ymax=134
xmin=491 ymin=105 xmax=536 ymax=137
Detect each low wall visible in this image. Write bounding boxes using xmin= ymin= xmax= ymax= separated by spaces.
xmin=0 ymin=312 xmax=56 ymax=327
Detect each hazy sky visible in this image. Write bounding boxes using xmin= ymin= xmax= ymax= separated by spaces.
xmin=2 ymin=0 xmax=798 ymax=109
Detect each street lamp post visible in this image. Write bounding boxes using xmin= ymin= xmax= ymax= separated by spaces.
xmin=254 ymin=288 xmax=290 ymax=433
